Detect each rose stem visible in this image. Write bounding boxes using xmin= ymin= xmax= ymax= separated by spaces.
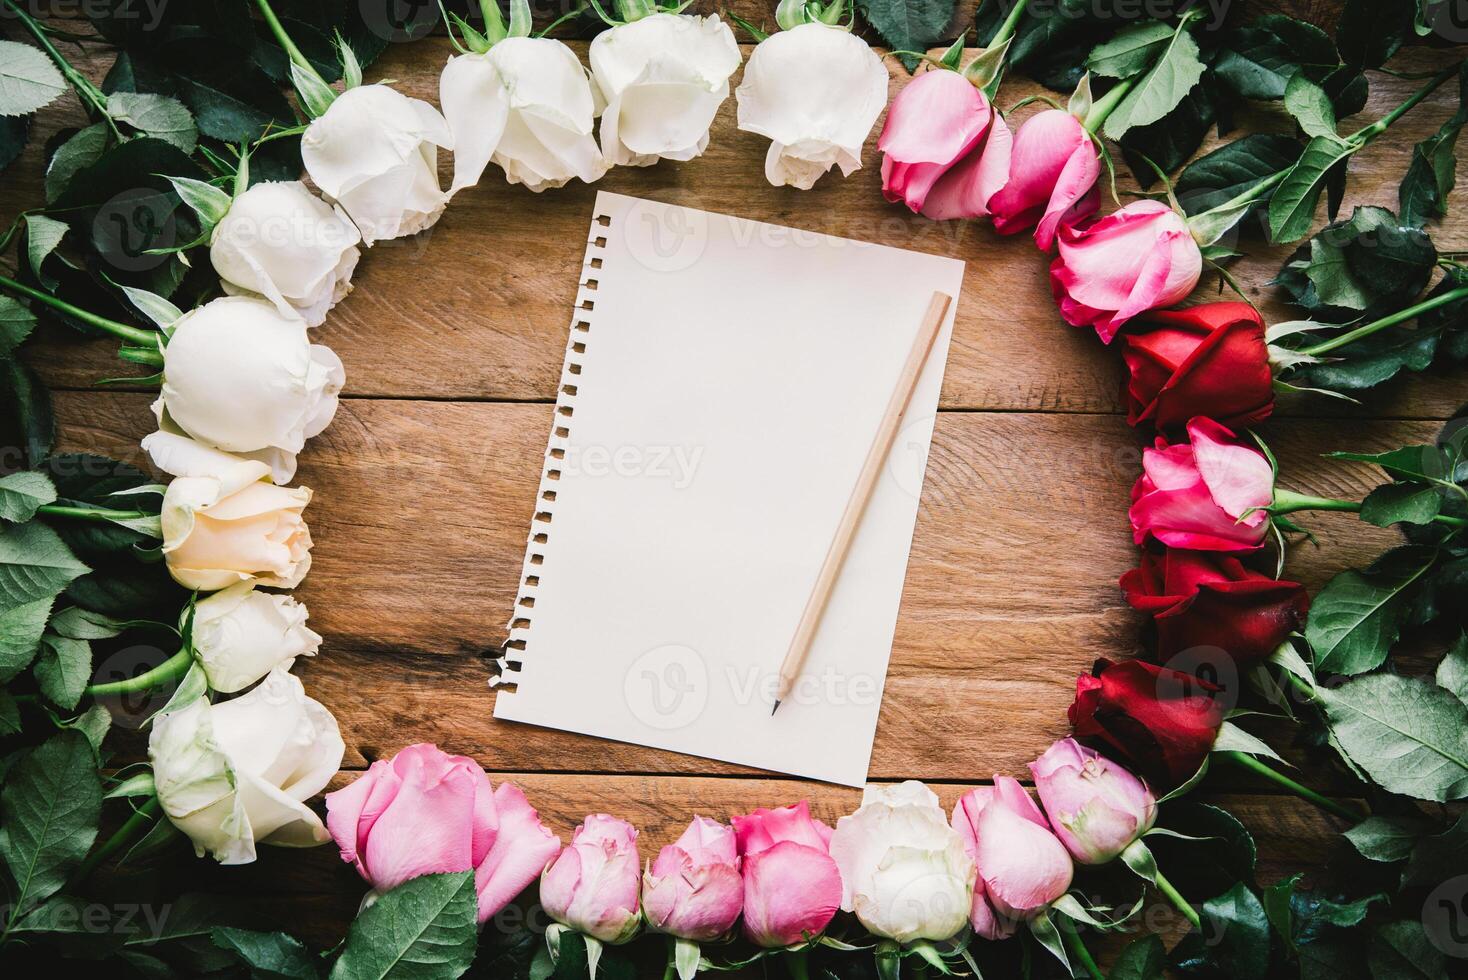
xmin=1349 ymin=61 xmax=1464 ymax=145
xmin=0 ymin=0 xmax=123 ymax=139
xmin=85 ymin=648 xmax=194 ymax=698
xmin=1299 ymin=284 xmax=1468 ymax=357
xmin=784 ymin=948 xmax=812 ymax=980
xmin=69 ymin=795 xmax=162 ymax=885
xmin=253 ymin=0 xmax=315 ymax=74
xmin=1059 ymin=919 xmax=1104 ymax=980
xmin=1081 ymin=75 xmax=1137 ymax=133
xmin=1218 ymin=751 xmax=1365 ymax=822
xmin=37 ymin=503 xmax=156 ymax=525
xmin=1151 ymin=868 xmax=1201 ymax=930
xmin=1270 ymin=489 xmax=1468 ymax=529
xmin=0 ymin=272 xmax=163 ymax=363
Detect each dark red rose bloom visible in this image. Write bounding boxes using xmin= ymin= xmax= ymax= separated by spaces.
xmin=1121 ymin=548 xmax=1310 ymax=666
xmin=1118 ymin=302 xmax=1274 ymax=432
xmin=1068 ymin=658 xmax=1225 ymax=790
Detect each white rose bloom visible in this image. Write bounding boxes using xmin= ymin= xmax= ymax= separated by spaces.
xmin=149 ymin=667 xmax=344 ymax=865
xmin=736 ymin=22 xmax=888 ymax=189
xmin=440 ymin=37 xmax=607 ymax=193
xmin=142 ymin=433 xmax=314 ymax=592
xmin=828 ymin=781 xmax=976 ymax=943
xmin=301 ymin=84 xmax=453 ymax=245
xmin=589 ymin=13 xmax=741 ymax=167
xmin=153 ymin=296 xmax=344 ymax=485
xmin=192 ymin=582 xmax=322 ymax=694
xmin=210 ymin=180 xmax=361 ymax=327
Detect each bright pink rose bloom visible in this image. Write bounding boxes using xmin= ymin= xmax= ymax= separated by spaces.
xmin=1049 ymin=199 xmax=1202 ymax=342
xmin=987 ymin=108 xmax=1100 ymax=250
xmin=642 ymin=816 xmax=743 ymax=941
xmin=951 ymin=777 xmax=1073 ymax=940
xmin=732 ymin=801 xmax=843 ymax=947
xmin=1029 ymin=738 xmax=1157 ymax=865
xmin=325 ymin=743 xmax=560 ymax=923
xmin=878 ymin=68 xmax=1012 ymax=220
xmin=540 ymin=814 xmax=642 ymax=943
xmin=1129 ymin=416 xmax=1273 ymax=552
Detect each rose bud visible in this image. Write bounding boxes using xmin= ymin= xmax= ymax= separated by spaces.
xmin=440 ymin=36 xmax=607 ymax=194
xmin=950 ymin=777 xmax=1073 ymax=940
xmin=590 ymin=11 xmax=741 ymax=167
xmin=1119 ymin=303 xmax=1274 ymax=432
xmin=326 ymin=743 xmax=561 ymax=922
xmin=209 ymin=180 xmax=361 ymax=327
xmin=1028 ymin=738 xmax=1157 ymax=865
xmin=1050 ymin=200 xmax=1202 ymax=343
xmin=987 ymin=108 xmax=1100 ymax=250
xmin=149 ymin=667 xmax=343 ymax=864
xmin=191 ymin=581 xmax=321 ymax=693
xmin=302 ymin=83 xmax=453 ymax=245
xmin=878 ymin=67 xmax=1013 ymax=220
xmin=143 ymin=433 xmax=314 ymax=591
xmin=153 ymin=296 xmax=344 ymax=485
xmin=1069 ymin=658 xmax=1225 ymax=791
xmin=642 ymin=816 xmax=743 ymax=941
xmin=736 ymin=19 xmax=889 ymax=189
xmin=732 ymin=801 xmax=843 ymax=947
xmin=1128 ymin=417 xmax=1274 ymax=553
xmin=541 ymin=814 xmax=642 ymax=944
xmin=1122 ymin=548 xmax=1309 ymax=665
xmin=829 ymin=781 xmax=975 ymax=943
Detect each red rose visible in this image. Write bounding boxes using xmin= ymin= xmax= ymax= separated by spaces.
xmin=1118 ymin=302 xmax=1274 ymax=432
xmin=1068 ymin=658 xmax=1224 ymax=790
xmin=1121 ymin=548 xmax=1310 ymax=666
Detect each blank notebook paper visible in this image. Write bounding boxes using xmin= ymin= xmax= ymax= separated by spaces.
xmin=490 ymin=192 xmax=965 ymax=787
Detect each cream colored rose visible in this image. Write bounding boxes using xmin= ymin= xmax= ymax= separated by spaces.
xmin=589 ymin=13 xmax=741 ymax=167
xmin=301 ymin=83 xmax=453 ymax=245
xmin=210 ymin=180 xmax=361 ymax=327
xmin=153 ymin=296 xmax=343 ymax=485
xmin=440 ymin=37 xmax=607 ymax=194
xmin=149 ymin=667 xmax=344 ymax=865
xmin=735 ymin=22 xmax=889 ymax=189
xmin=142 ymin=433 xmax=314 ymax=592
xmin=192 ymin=581 xmax=322 ymax=693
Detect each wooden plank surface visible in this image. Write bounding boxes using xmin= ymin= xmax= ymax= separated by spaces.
xmin=5 ymin=0 xmax=1464 ymax=957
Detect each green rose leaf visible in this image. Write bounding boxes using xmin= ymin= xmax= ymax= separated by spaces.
xmin=0 ymin=689 xmax=17 ymax=736
xmin=1307 ymin=545 xmax=1438 ymax=675
xmin=0 ymin=471 xmax=57 ymax=523
xmin=1086 ymin=22 xmax=1173 ymax=80
xmin=0 ymin=731 xmax=103 ymax=922
xmin=212 ymin=927 xmax=321 ymax=980
xmin=106 ymin=91 xmax=198 ymax=153
xmin=1399 ymin=64 xmax=1468 ymax=227
xmin=1177 ymin=133 xmax=1302 ymax=217
xmin=0 ymin=519 xmax=90 ymax=613
xmin=1402 ymin=812 xmax=1468 ymax=888
xmin=1171 ymin=883 xmax=1271 ymax=980
xmin=1108 ymin=934 xmax=1166 ymax=980
xmin=1323 ymin=673 xmax=1468 ymax=802
xmin=858 ymin=0 xmax=957 ymax=73
xmin=34 ymin=633 xmax=92 ymax=710
xmin=1284 ymin=73 xmax=1337 ymax=140
xmin=0 ymin=597 xmax=52 ymax=682
xmin=0 ymin=112 xmax=27 ymax=175
xmin=0 ymin=40 xmax=66 ymax=118
xmin=43 ymin=123 xmax=109 ymax=205
xmin=1212 ymin=15 xmax=1340 ymax=100
xmin=1437 ymin=632 xmax=1468 ymax=704
xmin=1103 ymin=21 xmax=1207 ymax=140
xmin=0 ymin=294 xmax=36 ymax=358
xmin=1345 ymin=815 xmax=1428 ymax=863
xmin=23 ymin=213 xmax=69 ymax=291
xmin=1367 ymin=920 xmax=1447 ymax=980
xmin=1360 ymin=482 xmax=1443 ymax=528
xmin=328 ymin=871 xmax=478 ymax=980
xmin=1268 ymin=135 xmax=1357 ymax=244
xmin=0 ymin=358 xmax=54 ymax=467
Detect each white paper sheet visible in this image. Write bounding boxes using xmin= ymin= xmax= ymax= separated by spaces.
xmin=491 ymin=191 xmax=964 ymax=786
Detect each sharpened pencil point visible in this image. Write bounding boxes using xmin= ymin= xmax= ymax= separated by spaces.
xmin=771 ymin=700 xmax=781 ymax=716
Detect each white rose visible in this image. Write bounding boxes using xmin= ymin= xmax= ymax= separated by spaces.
xmin=210 ymin=180 xmax=361 ymax=327
xmin=589 ymin=13 xmax=741 ymax=167
xmin=149 ymin=667 xmax=344 ymax=865
xmin=441 ymin=37 xmax=607 ymax=194
xmin=153 ymin=296 xmax=344 ymax=485
xmin=142 ymin=433 xmax=314 ymax=592
xmin=192 ymin=581 xmax=322 ymax=694
xmin=828 ymin=781 xmax=976 ymax=943
xmin=735 ymin=22 xmax=889 ymax=189
xmin=301 ymin=83 xmax=453 ymax=245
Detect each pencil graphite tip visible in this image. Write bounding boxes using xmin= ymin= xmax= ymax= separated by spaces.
xmin=771 ymin=700 xmax=781 ymax=716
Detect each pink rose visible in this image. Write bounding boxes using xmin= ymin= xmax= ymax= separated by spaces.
xmin=1049 ymin=200 xmax=1202 ymax=343
xmin=325 ymin=743 xmax=560 ymax=923
xmin=540 ymin=814 xmax=642 ymax=943
xmin=732 ymin=802 xmax=843 ymax=947
xmin=1029 ymin=738 xmax=1157 ymax=865
xmin=987 ymin=108 xmax=1100 ymax=250
xmin=878 ymin=68 xmax=1012 ymax=220
xmin=642 ymin=816 xmax=743 ymax=941
xmin=951 ymin=777 xmax=1073 ymax=940
xmin=1129 ymin=416 xmax=1273 ymax=552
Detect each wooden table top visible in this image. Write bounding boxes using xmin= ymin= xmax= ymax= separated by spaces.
xmin=7 ymin=1 xmax=1465 ymax=950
